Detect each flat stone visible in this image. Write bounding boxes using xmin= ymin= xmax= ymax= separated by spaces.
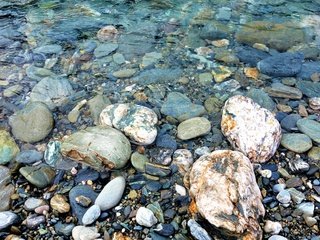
xmin=296 ymin=202 xmax=314 ymax=216
xmin=236 ymin=45 xmax=270 ymax=67
xmin=26 ymin=214 xmax=45 ymax=229
xmin=280 ymin=114 xmax=301 ymax=131
xmin=15 ymin=150 xmax=43 ymax=164
xmin=296 ymin=80 xmax=320 ymax=98
xmin=177 ymin=117 xmax=211 ymax=140
xmin=257 ymin=52 xmax=303 ymax=77
xmin=266 ymin=83 xmax=302 ymax=99
xmin=0 ymin=211 xmax=18 ymax=230
xmin=308 ymin=147 xmax=320 ymax=161
xmin=0 ymin=130 xmax=19 ymax=165
xmin=69 ymin=185 xmax=98 ymax=224
xmin=188 ymin=219 xmax=212 ymax=240
xmin=297 ymin=62 xmax=320 ymax=80
xmin=54 ymin=222 xmax=75 ymax=236
xmin=130 ymin=152 xmax=149 ymax=172
xmin=19 ymin=164 xmax=56 ymax=188
xmin=82 ymin=204 xmax=101 ymax=225
xmin=136 ymin=207 xmax=158 ymax=227
xmin=9 ymin=102 xmax=53 ymax=143
xmin=235 ymin=21 xmax=305 ymax=51
xmin=141 ymin=52 xmax=162 ymax=68
xmin=112 ymin=69 xmax=136 ymax=78
xmin=74 ymin=168 xmax=99 ymax=183
xmin=95 ymin=176 xmax=126 ymax=211
xmin=61 ymin=126 xmax=131 ymax=170
xmin=161 ymin=92 xmax=206 ymax=122
xmin=281 ymin=133 xmax=312 ymax=153
xmin=94 ymin=43 xmax=118 ymax=58
xmin=133 ymin=68 xmax=182 ymax=85
xmin=204 ymin=96 xmax=223 ymax=113
xmin=24 ymin=198 xmax=46 ymax=211
xmin=72 ymin=226 xmax=100 ymax=240
xmin=33 ymin=44 xmax=62 ymax=54
xmin=145 ymin=162 xmax=171 ymax=177
xmin=100 ymin=104 xmax=158 ymax=145
xmin=189 ymin=150 xmax=265 ymax=239
xmin=246 ymin=88 xmax=275 ymax=111
xmin=212 ymin=65 xmax=232 ymax=83
xmin=297 ymin=119 xmax=320 ymax=144
xmin=221 ymin=95 xmax=281 ymax=163
xmin=30 ymin=76 xmax=74 ymax=110
xmin=0 ymin=166 xmax=11 ymax=188
xmin=26 ymin=65 xmax=56 ymax=81
xmin=0 ymin=184 xmax=14 ymax=211
xmin=88 ymin=95 xmax=111 ymax=125
xmin=276 ymin=190 xmax=291 ymax=204
xmin=3 ymin=84 xmax=23 ymax=97
xmin=50 ymin=194 xmax=70 ymax=213
xmin=287 ymin=188 xmax=305 ymax=204
xmin=286 ymin=177 xmax=303 ymax=188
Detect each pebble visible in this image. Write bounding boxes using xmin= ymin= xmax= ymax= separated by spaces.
xmin=266 ymin=83 xmax=302 ymax=99
xmin=0 ymin=130 xmax=20 ymax=165
xmin=15 ymin=150 xmax=43 ymax=164
xmin=304 ymin=216 xmax=317 ymax=227
xmin=276 ymin=190 xmax=291 ymax=204
xmin=54 ymin=222 xmax=75 ymax=236
xmin=145 ymin=162 xmax=171 ymax=177
xmin=72 ymin=226 xmax=100 ymax=240
xmin=136 ymin=207 xmax=158 ymax=227
xmin=188 ymin=219 xmax=212 ymax=240
xmin=264 ymin=220 xmax=283 ymax=234
xmin=95 ymin=176 xmax=126 ymax=211
xmin=287 ymin=188 xmax=305 ymax=204
xmin=34 ymin=205 xmax=49 ymax=215
xmin=44 ymin=141 xmax=61 ymax=167
xmin=177 ymin=117 xmax=211 ymax=140
xmin=154 ymin=223 xmax=175 ymax=237
xmin=286 ymin=177 xmax=303 ymax=188
xmin=172 ymin=149 xmax=193 ymax=175
xmin=50 ymin=194 xmax=70 ymax=213
xmin=268 ymin=235 xmax=288 ymax=240
xmin=280 ymin=133 xmax=312 ymax=153
xmin=82 ymin=204 xmax=101 ymax=225
xmin=175 ymin=184 xmax=187 ymax=196
xmin=26 ymin=214 xmax=45 ymax=229
xmin=297 ymin=118 xmax=320 ymax=144
xmin=24 ymin=197 xmax=46 ymax=211
xmin=97 ymin=25 xmax=118 ymax=41
xmin=3 ymin=84 xmax=23 ymax=97
xmin=19 ymin=165 xmax=56 ymax=188
xmin=273 ymin=184 xmax=286 ymax=193
xmin=74 ymin=168 xmax=99 ymax=183
xmin=246 ymin=88 xmax=275 ymax=111
xmin=87 ymin=94 xmax=111 ymax=125
xmin=0 ymin=211 xmax=18 ymax=230
xmin=94 ymin=43 xmax=118 ymax=58
xmin=296 ymin=202 xmax=314 ymax=216
xmin=112 ymin=68 xmax=136 ymax=78
xmin=75 ymin=195 xmax=92 ymax=207
xmin=280 ymin=114 xmax=301 ymax=131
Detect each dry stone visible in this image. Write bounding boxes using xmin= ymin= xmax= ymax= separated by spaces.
xmin=100 ymin=103 xmax=158 ymax=145
xmin=189 ymin=150 xmax=265 ymax=239
xmin=61 ymin=126 xmax=131 ymax=170
xmin=221 ymin=95 xmax=281 ymax=163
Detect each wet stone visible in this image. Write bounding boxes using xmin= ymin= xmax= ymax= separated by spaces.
xmin=246 ymin=88 xmax=275 ymax=111
xmin=44 ymin=141 xmax=61 ymax=167
xmin=296 ymin=80 xmax=320 ymax=98
xmin=154 ymin=223 xmax=175 ymax=237
xmin=297 ymin=62 xmax=320 ymax=80
xmin=26 ymin=214 xmax=45 ymax=229
xmin=295 ymin=202 xmax=314 ymax=216
xmin=136 ymin=207 xmax=157 ymax=227
xmin=75 ymin=168 xmax=99 ymax=183
xmin=0 ymin=211 xmax=18 ymax=230
xmin=188 ymin=219 xmax=212 ymax=240
xmin=133 ymin=68 xmax=182 ymax=85
xmin=24 ymin=198 xmax=46 ymax=211
xmin=308 ymin=147 xmax=320 ymax=161
xmin=287 ymin=188 xmax=305 ymax=204
xmin=297 ymin=118 xmax=320 ymax=144
xmin=130 ymin=152 xmax=149 ymax=172
xmin=54 ymin=222 xmax=75 ymax=236
xmin=147 ymin=201 xmax=164 ymax=223
xmin=0 ymin=184 xmax=14 ymax=211
xmin=0 ymin=130 xmax=19 ymax=165
xmin=276 ymin=190 xmax=291 ymax=204
xmin=88 ymin=94 xmax=111 ymax=125
xmin=94 ymin=43 xmax=118 ymax=58
xmin=15 ymin=150 xmax=43 ymax=164
xmin=156 ymin=134 xmax=177 ymax=150
xmin=161 ymin=92 xmax=206 ymax=122
xmin=236 ymin=45 xmax=270 ymax=67
xmin=82 ymin=204 xmax=101 ymax=225
xmin=266 ymin=83 xmax=303 ymax=99
xmin=33 ymin=44 xmax=62 ymax=55
xmin=280 ymin=133 xmax=312 ymax=153
xmin=75 ymin=195 xmax=92 ymax=207
xmin=19 ymin=165 xmax=56 ymax=188
xmin=280 ymin=114 xmax=301 ymax=131
xmin=50 ymin=194 xmax=70 ymax=213
xmin=286 ymin=177 xmax=303 ymax=188
xmin=145 ymin=162 xmax=171 ymax=177
xmin=177 ymin=117 xmax=211 ymax=140
xmin=69 ymin=185 xmax=98 ymax=224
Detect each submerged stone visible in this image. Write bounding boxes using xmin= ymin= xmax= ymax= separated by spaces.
xmin=0 ymin=130 xmax=19 ymax=165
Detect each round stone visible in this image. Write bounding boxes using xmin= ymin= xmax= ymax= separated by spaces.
xmin=297 ymin=118 xmax=320 ymax=144
xmin=276 ymin=190 xmax=291 ymax=204
xmin=0 ymin=211 xmax=18 ymax=230
xmin=50 ymin=194 xmax=70 ymax=213
xmin=9 ymin=102 xmax=53 ymax=143
xmin=281 ymin=133 xmax=312 ymax=153
xmin=82 ymin=204 xmax=101 ymax=225
xmin=130 ymin=152 xmax=149 ymax=172
xmin=72 ymin=226 xmax=100 ymax=240
xmin=136 ymin=207 xmax=158 ymax=227
xmin=177 ymin=117 xmax=211 ymax=140
xmin=0 ymin=130 xmax=19 ymax=165
xmin=100 ymin=103 xmax=158 ymax=145
xmin=95 ymin=176 xmax=126 ymax=211
xmin=308 ymin=147 xmax=320 ymax=161
xmin=24 ymin=198 xmax=46 ymax=211
xmin=264 ymin=220 xmax=282 ymax=234
xmin=97 ymin=25 xmax=118 ymax=41
xmin=19 ymin=165 xmax=56 ymax=188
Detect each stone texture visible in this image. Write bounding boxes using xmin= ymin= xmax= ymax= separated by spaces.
xmin=266 ymin=83 xmax=302 ymax=99
xmin=95 ymin=176 xmax=126 ymax=211
xmin=235 ymin=21 xmax=305 ymax=51
xmin=221 ymin=95 xmax=281 ymax=163
xmin=172 ymin=149 xmax=193 ymax=176
xmin=29 ymin=76 xmax=74 ymax=110
xmin=61 ymin=126 xmax=131 ymax=170
xmin=19 ymin=165 xmax=56 ymax=188
xmin=0 ymin=130 xmax=19 ymax=165
xmin=50 ymin=194 xmax=70 ymax=213
xmin=100 ymin=104 xmax=158 ymax=145
xmin=177 ymin=117 xmax=211 ymax=140
xmin=189 ymin=150 xmax=265 ymax=239
xmin=281 ymin=133 xmax=312 ymax=153
xmin=9 ymin=102 xmax=53 ymax=143
xmin=297 ymin=119 xmax=320 ymax=144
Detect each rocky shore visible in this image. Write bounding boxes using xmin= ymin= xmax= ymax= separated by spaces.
xmin=0 ymin=0 xmax=320 ymax=240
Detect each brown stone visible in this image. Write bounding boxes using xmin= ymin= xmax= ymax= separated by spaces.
xmin=50 ymin=194 xmax=70 ymax=213
xmin=189 ymin=150 xmax=265 ymax=239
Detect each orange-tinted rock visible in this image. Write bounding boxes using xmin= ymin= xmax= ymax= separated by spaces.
xmin=97 ymin=25 xmax=118 ymax=42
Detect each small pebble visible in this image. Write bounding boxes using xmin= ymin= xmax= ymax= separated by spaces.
xmin=264 ymin=220 xmax=282 ymax=234
xmin=136 ymin=207 xmax=158 ymax=227
xmin=82 ymin=205 xmax=101 ymax=225
xmin=276 ymin=190 xmax=291 ymax=204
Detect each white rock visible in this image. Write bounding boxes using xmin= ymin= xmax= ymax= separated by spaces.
xmin=264 ymin=220 xmax=282 ymax=234
xmin=95 ymin=176 xmax=126 ymax=211
xmin=72 ymin=226 xmax=100 ymax=240
xmin=175 ymin=184 xmax=187 ymax=196
xmin=0 ymin=211 xmax=18 ymax=230
xmin=100 ymin=103 xmax=158 ymax=145
xmin=82 ymin=205 xmax=101 ymax=225
xmin=189 ymin=150 xmax=265 ymax=239
xmin=172 ymin=149 xmax=193 ymax=175
xmin=268 ymin=235 xmax=288 ymax=240
xmin=24 ymin=197 xmax=46 ymax=211
xmin=304 ymin=216 xmax=317 ymax=227
xmin=221 ymin=95 xmax=281 ymax=163
xmin=136 ymin=207 xmax=158 ymax=227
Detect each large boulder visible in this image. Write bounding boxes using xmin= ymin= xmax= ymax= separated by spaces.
xmin=61 ymin=126 xmax=131 ymax=170
xmin=9 ymin=102 xmax=53 ymax=143
xmin=221 ymin=95 xmax=281 ymax=163
xmin=189 ymin=150 xmax=265 ymax=239
xmin=100 ymin=104 xmax=158 ymax=145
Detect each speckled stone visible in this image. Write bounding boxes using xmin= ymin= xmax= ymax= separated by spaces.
xmin=100 ymin=103 xmax=158 ymax=145
xmin=19 ymin=165 xmax=56 ymax=188
xmin=50 ymin=194 xmax=70 ymax=213
xmin=221 ymin=95 xmax=281 ymax=163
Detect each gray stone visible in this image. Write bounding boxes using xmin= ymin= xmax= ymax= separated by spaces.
xmin=189 ymin=150 xmax=265 ymax=239
xmin=297 ymin=118 xmax=320 ymax=144
xmin=19 ymin=164 xmax=56 ymax=188
xmin=94 ymin=43 xmax=118 ymax=58
xmin=221 ymin=95 xmax=281 ymax=163
xmin=296 ymin=202 xmax=314 ymax=216
xmin=0 ymin=166 xmax=11 ymax=188
xmin=33 ymin=44 xmax=62 ymax=55
xmin=95 ymin=176 xmax=126 ymax=211
xmin=55 ymin=222 xmax=75 ymax=236
xmin=266 ymin=83 xmax=302 ymax=99
xmin=264 ymin=220 xmax=282 ymax=234
xmin=112 ymin=69 xmax=136 ymax=78
xmin=236 ymin=45 xmax=270 ymax=67
xmin=26 ymin=65 xmax=56 ymax=81
xmin=0 ymin=184 xmax=14 ymax=211
xmin=276 ymin=190 xmax=291 ymax=204
xmin=61 ymin=126 xmax=131 ymax=170
xmin=130 ymin=152 xmax=149 ymax=172
xmin=0 ymin=130 xmax=19 ymax=165
xmin=216 ymin=7 xmax=231 ymax=21
xmin=188 ymin=219 xmax=212 ymax=240
xmin=161 ymin=92 xmax=206 ymax=122
xmin=88 ymin=95 xmax=111 ymax=125
xmin=136 ymin=207 xmax=158 ymax=227
xmin=296 ymin=80 xmax=320 ymax=98
xmin=0 ymin=211 xmax=18 ymax=230
xmin=287 ymin=188 xmax=305 ymax=204
xmin=297 ymin=62 xmax=320 ymax=80
xmin=15 ymin=150 xmax=43 ymax=164
xmin=246 ymin=88 xmax=275 ymax=111
xmin=82 ymin=204 xmax=101 ymax=225
xmin=273 ymin=184 xmax=286 ymax=193
xmin=3 ymin=84 xmax=23 ymax=97
xmin=133 ymin=68 xmax=182 ymax=85
xmin=24 ymin=198 xmax=46 ymax=211
xmin=30 ymin=76 xmax=74 ymax=110
xmin=268 ymin=236 xmax=288 ymax=240
xmin=257 ymin=52 xmax=303 ymax=77
xmin=26 ymin=214 xmax=45 ymax=229
xmin=280 ymin=133 xmax=312 ymax=153
xmin=280 ymin=114 xmax=301 ymax=131
xmin=177 ymin=117 xmax=211 ymax=140
xmin=9 ymin=102 xmax=53 ymax=143
xmin=100 ymin=104 xmax=158 ymax=145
